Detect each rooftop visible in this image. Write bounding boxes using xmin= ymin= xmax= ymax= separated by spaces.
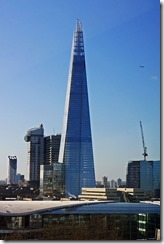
xmin=0 ymin=200 xmax=160 ymax=216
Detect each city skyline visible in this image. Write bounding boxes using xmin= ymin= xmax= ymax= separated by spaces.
xmin=0 ymin=0 xmax=160 ymax=181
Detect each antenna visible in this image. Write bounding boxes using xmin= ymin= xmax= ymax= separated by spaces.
xmin=140 ymin=121 xmax=148 ymax=160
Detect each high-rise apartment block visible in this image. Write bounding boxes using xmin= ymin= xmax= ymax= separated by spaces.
xmin=59 ymin=20 xmax=95 ymax=197
xmin=25 ymin=123 xmax=63 ymax=194
xmin=24 ymin=124 xmax=44 ymax=184
xmin=7 ymin=156 xmax=17 ymax=184
xmin=126 ymin=160 xmax=160 ymax=197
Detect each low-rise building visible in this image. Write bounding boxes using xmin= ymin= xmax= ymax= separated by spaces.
xmin=0 ymin=201 xmax=160 ymax=240
xmin=78 ymin=187 xmax=120 ymax=201
xmin=117 ymin=188 xmax=150 ymax=202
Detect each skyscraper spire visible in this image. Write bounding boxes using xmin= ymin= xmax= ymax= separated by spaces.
xmin=76 ymin=19 xmax=83 ymax=32
xmin=59 ymin=20 xmax=95 ymax=197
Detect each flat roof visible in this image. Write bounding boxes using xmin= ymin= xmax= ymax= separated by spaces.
xmin=0 ymin=201 xmax=160 ymax=216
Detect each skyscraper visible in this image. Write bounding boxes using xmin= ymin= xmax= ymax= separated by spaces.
xmin=44 ymin=134 xmax=61 ymax=165
xmin=40 ymin=134 xmax=63 ymax=197
xmin=126 ymin=161 xmax=140 ymax=188
xmin=59 ymin=20 xmax=95 ymax=197
xmin=24 ymin=124 xmax=44 ymax=184
xmin=102 ymin=176 xmax=108 ymax=188
xmin=7 ymin=156 xmax=17 ymax=184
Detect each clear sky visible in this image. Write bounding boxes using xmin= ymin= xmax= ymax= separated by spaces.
xmin=0 ymin=0 xmax=160 ymax=181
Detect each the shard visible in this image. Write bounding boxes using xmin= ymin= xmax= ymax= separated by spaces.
xmin=59 ymin=20 xmax=95 ymax=197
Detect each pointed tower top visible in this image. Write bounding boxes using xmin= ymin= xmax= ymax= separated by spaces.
xmin=76 ymin=19 xmax=83 ymax=32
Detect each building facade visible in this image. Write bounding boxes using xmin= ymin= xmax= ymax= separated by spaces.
xmin=110 ymin=180 xmax=116 ymax=189
xmin=117 ymin=178 xmax=122 ymax=187
xmin=40 ymin=134 xmax=63 ymax=197
xmin=24 ymin=124 xmax=44 ymax=184
xmin=15 ymin=174 xmax=24 ymax=186
xmin=44 ymin=134 xmax=61 ymax=165
xmin=0 ymin=201 xmax=160 ymax=240
xmin=40 ymin=164 xmax=53 ymax=197
xmin=59 ymin=20 xmax=95 ymax=197
xmin=7 ymin=156 xmax=17 ymax=184
xmin=126 ymin=160 xmax=160 ymax=197
xmin=152 ymin=161 xmax=160 ymax=197
xmin=126 ymin=161 xmax=140 ymax=188
xmin=40 ymin=162 xmax=64 ymax=198
xmin=78 ymin=187 xmax=120 ymax=201
xmin=102 ymin=176 xmax=108 ymax=188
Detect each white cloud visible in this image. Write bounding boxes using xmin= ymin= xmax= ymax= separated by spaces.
xmin=150 ymin=75 xmax=158 ymax=80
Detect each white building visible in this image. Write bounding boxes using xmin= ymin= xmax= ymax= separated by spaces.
xmin=24 ymin=124 xmax=44 ymax=183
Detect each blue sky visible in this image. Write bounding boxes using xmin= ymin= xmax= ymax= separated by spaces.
xmin=0 ymin=0 xmax=160 ymax=181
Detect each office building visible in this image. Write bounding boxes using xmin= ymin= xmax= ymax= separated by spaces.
xmin=24 ymin=124 xmax=44 ymax=184
xmin=152 ymin=160 xmax=160 ymax=197
xmin=7 ymin=156 xmax=17 ymax=184
xmin=40 ymin=134 xmax=63 ymax=197
xmin=117 ymin=178 xmax=122 ymax=187
xmin=126 ymin=161 xmax=140 ymax=188
xmin=0 ymin=201 xmax=160 ymax=240
xmin=44 ymin=134 xmax=61 ymax=164
xmin=15 ymin=174 xmax=24 ymax=186
xmin=59 ymin=20 xmax=95 ymax=197
xmin=117 ymin=188 xmax=150 ymax=202
xmin=78 ymin=187 xmax=120 ymax=201
xmin=40 ymin=164 xmax=53 ymax=197
xmin=102 ymin=176 xmax=108 ymax=188
xmin=52 ymin=162 xmax=65 ymax=196
xmin=40 ymin=162 xmax=64 ymax=198
xmin=126 ymin=160 xmax=160 ymax=197
xmin=110 ymin=180 xmax=116 ymax=189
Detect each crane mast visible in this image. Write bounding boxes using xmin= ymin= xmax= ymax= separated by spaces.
xmin=140 ymin=121 xmax=148 ymax=161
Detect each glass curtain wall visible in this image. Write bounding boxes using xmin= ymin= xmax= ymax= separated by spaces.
xmin=59 ymin=20 xmax=95 ymax=197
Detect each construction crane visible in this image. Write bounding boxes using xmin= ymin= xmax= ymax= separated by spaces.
xmin=140 ymin=121 xmax=148 ymax=161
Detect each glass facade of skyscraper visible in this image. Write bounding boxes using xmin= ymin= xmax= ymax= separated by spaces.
xmin=126 ymin=161 xmax=140 ymax=188
xmin=140 ymin=160 xmax=153 ymax=194
xmin=153 ymin=160 xmax=160 ymax=194
xmin=7 ymin=156 xmax=17 ymax=185
xmin=59 ymin=20 xmax=95 ymax=197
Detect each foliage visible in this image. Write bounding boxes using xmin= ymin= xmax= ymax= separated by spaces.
xmin=4 ymin=218 xmax=120 ymax=240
